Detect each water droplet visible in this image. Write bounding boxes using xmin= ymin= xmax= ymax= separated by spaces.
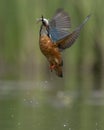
xmin=11 ymin=114 xmax=14 ymax=118
xmin=63 ymin=124 xmax=67 ymax=127
xmin=45 ymin=80 xmax=48 ymax=84
xmin=17 ymin=122 xmax=21 ymax=126
xmin=30 ymin=100 xmax=33 ymax=103
xmin=23 ymin=98 xmax=26 ymax=102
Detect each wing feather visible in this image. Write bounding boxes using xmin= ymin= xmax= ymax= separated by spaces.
xmin=56 ymin=14 xmax=91 ymax=51
xmin=49 ymin=8 xmax=71 ymax=42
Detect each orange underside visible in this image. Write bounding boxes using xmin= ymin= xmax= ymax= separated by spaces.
xmin=39 ymin=35 xmax=63 ymax=77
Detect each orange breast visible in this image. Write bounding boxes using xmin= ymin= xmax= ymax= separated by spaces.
xmin=39 ymin=35 xmax=53 ymax=54
xmin=39 ymin=35 xmax=62 ymax=65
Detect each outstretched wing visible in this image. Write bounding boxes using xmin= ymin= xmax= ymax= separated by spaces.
xmin=49 ymin=8 xmax=71 ymax=42
xmin=56 ymin=14 xmax=91 ymax=51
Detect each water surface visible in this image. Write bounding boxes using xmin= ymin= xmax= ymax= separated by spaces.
xmin=0 ymin=80 xmax=104 ymax=130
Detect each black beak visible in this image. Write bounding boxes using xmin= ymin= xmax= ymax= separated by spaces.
xmin=41 ymin=15 xmax=44 ymax=24
xmin=36 ymin=15 xmax=44 ymax=24
xmin=41 ymin=15 xmax=44 ymax=20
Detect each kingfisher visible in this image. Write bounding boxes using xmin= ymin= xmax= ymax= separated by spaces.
xmin=37 ymin=8 xmax=90 ymax=77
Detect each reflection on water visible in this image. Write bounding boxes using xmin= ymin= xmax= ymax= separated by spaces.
xmin=0 ymin=80 xmax=104 ymax=130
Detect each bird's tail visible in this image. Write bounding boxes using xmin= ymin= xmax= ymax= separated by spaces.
xmin=55 ymin=66 xmax=63 ymax=78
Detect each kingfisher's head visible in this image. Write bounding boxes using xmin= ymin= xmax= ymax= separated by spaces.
xmin=37 ymin=15 xmax=50 ymax=36
xmin=37 ymin=15 xmax=49 ymax=27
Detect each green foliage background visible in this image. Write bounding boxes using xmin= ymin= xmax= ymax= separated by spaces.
xmin=0 ymin=0 xmax=104 ymax=88
xmin=0 ymin=1 xmax=104 ymax=130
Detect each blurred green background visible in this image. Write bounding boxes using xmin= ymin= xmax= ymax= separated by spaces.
xmin=0 ymin=0 xmax=104 ymax=130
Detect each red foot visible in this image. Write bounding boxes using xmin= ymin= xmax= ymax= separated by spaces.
xmin=49 ymin=64 xmax=56 ymax=72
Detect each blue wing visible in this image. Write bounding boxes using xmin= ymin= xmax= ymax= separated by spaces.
xmin=49 ymin=27 xmax=70 ymax=42
xmin=49 ymin=8 xmax=71 ymax=42
xmin=56 ymin=14 xmax=91 ymax=51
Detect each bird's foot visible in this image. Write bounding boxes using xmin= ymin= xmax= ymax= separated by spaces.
xmin=49 ymin=64 xmax=56 ymax=72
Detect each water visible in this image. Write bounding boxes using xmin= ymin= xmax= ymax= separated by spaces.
xmin=0 ymin=80 xmax=104 ymax=130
